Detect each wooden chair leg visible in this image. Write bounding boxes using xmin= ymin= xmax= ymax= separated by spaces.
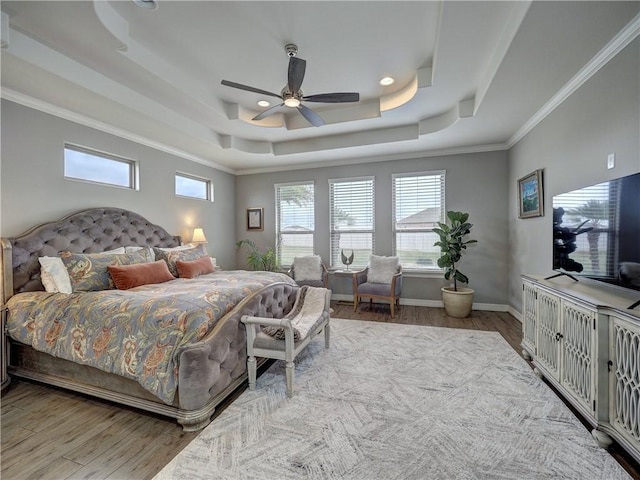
xmin=353 ymin=295 xmax=359 ymax=312
xmin=390 ymin=300 xmax=395 ymax=319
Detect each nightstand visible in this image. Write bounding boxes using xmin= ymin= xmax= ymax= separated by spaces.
xmin=1 ymin=306 xmax=10 ymax=392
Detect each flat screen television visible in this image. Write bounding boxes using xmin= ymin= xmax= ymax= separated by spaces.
xmin=551 ymin=171 xmax=640 ymax=295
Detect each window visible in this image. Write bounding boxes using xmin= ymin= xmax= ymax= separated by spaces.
xmin=175 ymin=173 xmax=213 ymax=201
xmin=392 ymin=171 xmax=445 ymax=270
xmin=275 ymin=182 xmax=315 ymax=265
xmin=64 ymin=144 xmax=137 ymax=189
xmin=329 ymin=177 xmax=375 ymax=268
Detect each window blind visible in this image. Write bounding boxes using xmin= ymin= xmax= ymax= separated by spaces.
xmin=329 ymin=177 xmax=375 ymax=268
xmin=275 ymin=181 xmax=315 ymax=266
xmin=392 ymin=171 xmax=445 ymax=270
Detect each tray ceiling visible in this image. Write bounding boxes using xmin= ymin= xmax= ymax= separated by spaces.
xmin=1 ymin=1 xmax=638 ymax=173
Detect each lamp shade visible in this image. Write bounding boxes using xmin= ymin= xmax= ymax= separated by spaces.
xmin=191 ymin=227 xmax=207 ymax=244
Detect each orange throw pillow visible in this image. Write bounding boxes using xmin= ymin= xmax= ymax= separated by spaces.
xmin=176 ymin=255 xmax=215 ymax=279
xmin=108 ymin=260 xmax=175 ymax=290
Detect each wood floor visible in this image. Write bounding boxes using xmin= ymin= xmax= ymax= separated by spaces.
xmin=2 ymin=303 xmax=639 ymax=479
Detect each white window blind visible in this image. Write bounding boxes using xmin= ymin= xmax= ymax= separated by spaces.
xmin=275 ymin=181 xmax=315 ymax=266
xmin=392 ymin=171 xmax=445 ymax=270
xmin=329 ymin=177 xmax=375 ymax=268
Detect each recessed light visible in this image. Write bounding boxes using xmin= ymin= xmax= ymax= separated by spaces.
xmin=132 ymin=0 xmax=158 ymax=11
xmin=380 ymin=76 xmax=395 ymax=86
xmin=257 ymin=100 xmax=270 ymax=107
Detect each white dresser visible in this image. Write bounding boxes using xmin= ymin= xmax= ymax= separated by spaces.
xmin=522 ymin=274 xmax=640 ymax=462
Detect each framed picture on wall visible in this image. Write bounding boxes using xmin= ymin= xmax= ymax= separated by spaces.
xmin=518 ymin=169 xmax=544 ymax=219
xmin=247 ymin=207 xmax=264 ymax=231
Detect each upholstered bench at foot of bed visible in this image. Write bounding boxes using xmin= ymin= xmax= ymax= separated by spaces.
xmin=241 ymin=288 xmax=331 ymax=398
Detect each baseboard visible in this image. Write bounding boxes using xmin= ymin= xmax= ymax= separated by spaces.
xmin=330 ymin=293 xmax=510 ymax=312
xmin=509 ymin=306 xmax=523 ymax=322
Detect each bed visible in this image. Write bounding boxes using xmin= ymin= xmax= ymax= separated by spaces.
xmin=0 ymin=207 xmax=301 ymax=431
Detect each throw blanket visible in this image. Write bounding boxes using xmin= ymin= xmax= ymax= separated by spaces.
xmin=263 ymin=286 xmax=327 ymax=341
xmin=6 ymin=270 xmax=296 ymax=404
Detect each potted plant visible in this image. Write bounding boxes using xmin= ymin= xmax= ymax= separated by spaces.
xmin=236 ymin=239 xmax=280 ymax=271
xmin=434 ymin=211 xmax=477 ymax=318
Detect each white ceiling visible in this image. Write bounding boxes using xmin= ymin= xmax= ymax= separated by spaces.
xmin=1 ymin=1 xmax=638 ymax=174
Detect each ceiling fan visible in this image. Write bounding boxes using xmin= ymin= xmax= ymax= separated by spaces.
xmin=221 ymin=44 xmax=360 ymax=127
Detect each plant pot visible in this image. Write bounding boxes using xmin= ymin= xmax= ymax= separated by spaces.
xmin=441 ymin=287 xmax=474 ymax=318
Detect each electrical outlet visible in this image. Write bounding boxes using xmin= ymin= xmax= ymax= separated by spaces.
xmin=607 ymin=153 xmax=615 ymax=169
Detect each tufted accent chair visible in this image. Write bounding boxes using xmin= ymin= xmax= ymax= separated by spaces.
xmin=352 ymin=265 xmax=403 ymax=319
xmin=287 ymin=256 xmax=329 ymax=288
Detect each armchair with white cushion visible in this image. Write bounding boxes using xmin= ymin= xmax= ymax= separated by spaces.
xmin=287 ymin=255 xmax=329 ymax=288
xmin=353 ymin=255 xmax=402 ymax=318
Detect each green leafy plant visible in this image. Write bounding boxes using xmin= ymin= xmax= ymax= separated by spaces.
xmin=433 ymin=211 xmax=477 ymax=291
xmin=236 ymin=239 xmax=280 ymax=272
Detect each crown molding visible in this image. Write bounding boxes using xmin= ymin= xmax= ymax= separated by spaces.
xmin=235 ymin=142 xmax=508 ymax=176
xmin=1 ymin=89 xmax=235 ymax=175
xmin=507 ymin=13 xmax=640 ymax=148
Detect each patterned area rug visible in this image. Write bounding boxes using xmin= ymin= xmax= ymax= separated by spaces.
xmin=155 ymin=319 xmax=629 ymax=480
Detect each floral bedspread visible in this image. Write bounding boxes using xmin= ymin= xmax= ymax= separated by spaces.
xmin=6 ymin=270 xmax=296 ymax=404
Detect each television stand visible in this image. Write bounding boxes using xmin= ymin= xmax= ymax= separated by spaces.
xmin=544 ymin=271 xmax=579 ymax=282
xmin=521 ymin=274 xmax=640 ymax=465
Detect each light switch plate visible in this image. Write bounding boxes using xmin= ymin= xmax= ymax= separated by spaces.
xmin=607 ymin=153 xmax=615 ymax=169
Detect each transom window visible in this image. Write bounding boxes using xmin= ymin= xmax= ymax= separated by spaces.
xmin=175 ymin=173 xmax=213 ymax=201
xmin=64 ymin=144 xmax=137 ymax=189
xmin=275 ymin=182 xmax=315 ymax=265
xmin=392 ymin=171 xmax=445 ymax=270
xmin=329 ymin=177 xmax=375 ymax=268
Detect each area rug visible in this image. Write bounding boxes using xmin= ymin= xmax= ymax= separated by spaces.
xmin=154 ymin=319 xmax=629 ymax=480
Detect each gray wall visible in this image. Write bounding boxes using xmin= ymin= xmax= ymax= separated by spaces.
xmin=0 ymin=100 xmax=237 ymax=267
xmin=236 ymin=151 xmax=510 ymax=305
xmin=508 ymin=38 xmax=640 ymax=313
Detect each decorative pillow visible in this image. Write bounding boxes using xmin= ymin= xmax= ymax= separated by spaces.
xmin=293 ymin=255 xmax=323 ymax=282
xmin=153 ymin=244 xmax=207 ymax=277
xmin=367 ymin=255 xmax=399 ymax=284
xmin=108 ymin=260 xmax=175 ymax=290
xmin=61 ymin=249 xmax=152 ymax=292
xmin=38 ymin=256 xmax=73 ymax=294
xmin=176 ymin=255 xmax=215 ymax=279
xmin=157 ymin=245 xmax=195 ymax=252
xmin=125 ymin=246 xmax=155 ymax=261
xmin=38 ymin=247 xmax=125 ymax=294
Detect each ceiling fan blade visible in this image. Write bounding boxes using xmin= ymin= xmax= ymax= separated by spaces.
xmin=221 ymin=80 xmax=282 ymax=100
xmin=302 ymin=92 xmax=360 ymax=103
xmin=297 ymin=104 xmax=325 ymax=127
xmin=288 ymin=57 xmax=306 ymax=93
xmin=252 ymin=103 xmax=285 ymax=121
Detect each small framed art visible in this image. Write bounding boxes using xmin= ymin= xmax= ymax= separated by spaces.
xmin=518 ymin=169 xmax=544 ymax=219
xmin=247 ymin=207 xmax=264 ymax=231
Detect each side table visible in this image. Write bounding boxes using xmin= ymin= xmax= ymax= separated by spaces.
xmin=329 ymin=269 xmax=359 ymax=305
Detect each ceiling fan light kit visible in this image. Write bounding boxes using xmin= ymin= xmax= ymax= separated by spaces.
xmin=221 ymin=44 xmax=360 ymax=127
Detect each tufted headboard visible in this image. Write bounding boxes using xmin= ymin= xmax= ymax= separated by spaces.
xmin=1 ymin=207 xmax=181 ymax=302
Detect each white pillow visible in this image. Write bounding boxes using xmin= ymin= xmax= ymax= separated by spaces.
xmin=367 ymin=255 xmax=399 ymax=284
xmin=293 ymin=255 xmax=322 ymax=282
xmin=39 ymin=247 xmax=126 ymax=294
xmin=39 ymin=256 xmax=73 ymax=294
